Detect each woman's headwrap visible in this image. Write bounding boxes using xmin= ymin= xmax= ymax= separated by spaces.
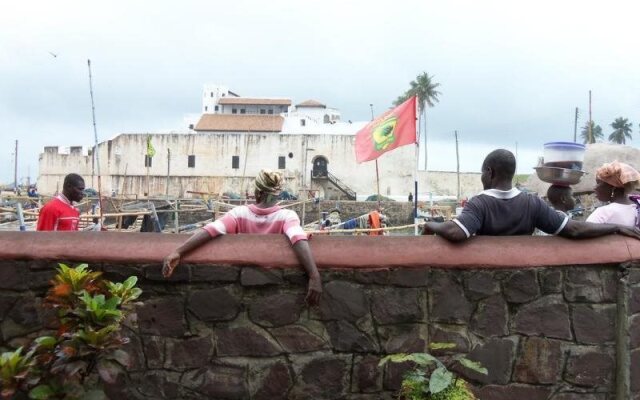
xmin=596 ymin=161 xmax=640 ymax=188
xmin=254 ymin=169 xmax=283 ymax=195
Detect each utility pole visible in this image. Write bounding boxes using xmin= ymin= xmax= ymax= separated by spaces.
xmin=588 ymin=90 xmax=593 ymax=144
xmin=573 ymin=107 xmax=579 ymax=143
xmin=13 ymin=140 xmax=18 ymax=192
xmin=369 ymin=104 xmax=374 ymax=121
xmin=166 ymin=148 xmax=171 ymax=198
xmin=454 ymin=131 xmax=460 ymax=201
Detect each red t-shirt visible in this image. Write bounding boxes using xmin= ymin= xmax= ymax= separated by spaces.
xmin=36 ymin=195 xmax=80 ymax=231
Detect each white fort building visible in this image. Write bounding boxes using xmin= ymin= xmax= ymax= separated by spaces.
xmin=37 ymin=85 xmax=481 ymax=199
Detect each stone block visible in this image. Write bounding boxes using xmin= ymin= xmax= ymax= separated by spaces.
xmin=215 ymin=325 xmax=282 ymax=356
xmin=513 ymin=295 xmax=572 ymax=340
xmin=600 ymin=269 xmax=618 ymax=302
xmin=550 ymin=393 xmax=607 ymax=400
xmin=0 ymin=294 xmax=18 ymax=320
xmin=464 ymin=270 xmax=500 ymax=300
xmin=249 ymin=293 xmax=305 ymax=327
xmin=289 ymin=356 xmax=350 ymax=399
xmin=631 ymin=314 xmax=640 ymax=349
xmin=325 ymin=320 xmax=378 ymax=353
xmin=564 ymin=349 xmax=614 ymax=387
xmin=120 ymin=331 xmax=145 ymax=372
xmin=572 ymin=304 xmax=615 ymax=344
xmin=187 ymin=287 xmax=240 ymax=322
xmin=378 ymin=324 xmax=428 ymax=354
xmin=190 ymin=264 xmax=239 ymax=282
xmin=540 ymin=268 xmax=563 ymax=294
xmin=564 ymin=268 xmax=605 ymax=303
xmin=145 ymin=264 xmax=190 ymax=282
xmin=470 ymin=294 xmax=508 ymax=337
xmin=270 ymin=325 xmax=328 ymax=353
xmin=629 ymin=267 xmax=640 ymax=285
xmin=503 ymin=270 xmax=540 ymax=303
xmin=353 ymin=355 xmax=382 ymax=393
xmin=182 ymin=364 xmax=248 ymax=399
xmin=137 ymin=297 xmax=186 ymax=337
xmin=251 ymin=360 xmax=292 ymax=400
xmin=102 ymin=264 xmax=145 ymax=282
xmin=282 ymin=269 xmax=307 ymax=286
xmin=632 ymin=348 xmax=640 ymax=393
xmin=382 ymin=360 xmax=414 ymax=391
xmin=631 ymin=285 xmax=640 ymax=315
xmin=513 ymin=337 xmax=563 ymax=384
xmin=430 ymin=323 xmax=471 ymax=353
xmin=429 ymin=271 xmax=472 ymax=324
xmin=142 ymin=336 xmax=165 ymax=369
xmin=460 ymin=337 xmax=517 ymax=385
xmin=2 ymin=296 xmax=43 ymax=340
xmin=164 ymin=336 xmax=212 ymax=369
xmin=241 ymin=267 xmax=284 ymax=286
xmin=130 ymin=371 xmax=180 ymax=400
xmin=27 ymin=269 xmax=57 ymax=290
xmin=473 ymin=384 xmax=552 ymax=400
xmin=318 ymin=281 xmax=368 ymax=322
xmin=371 ymin=288 xmax=423 ymax=325
xmin=353 ymin=269 xmax=389 ymax=285
xmin=388 ymin=268 xmax=429 ymax=287
xmin=0 ymin=262 xmax=28 ymax=290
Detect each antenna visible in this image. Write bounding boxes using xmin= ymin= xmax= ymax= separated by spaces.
xmin=87 ymin=59 xmax=104 ymax=228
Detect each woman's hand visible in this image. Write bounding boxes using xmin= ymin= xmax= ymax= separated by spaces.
xmin=305 ymin=274 xmax=323 ymax=306
xmin=162 ymin=251 xmax=181 ymax=278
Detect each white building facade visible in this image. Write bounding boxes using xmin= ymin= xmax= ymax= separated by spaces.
xmin=38 ymin=85 xmax=483 ymax=199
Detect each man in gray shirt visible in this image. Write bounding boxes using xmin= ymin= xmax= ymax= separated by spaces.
xmin=422 ymin=149 xmax=640 ymax=241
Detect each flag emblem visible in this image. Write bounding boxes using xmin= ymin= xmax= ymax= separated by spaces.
xmin=372 ymin=116 xmax=398 ymax=151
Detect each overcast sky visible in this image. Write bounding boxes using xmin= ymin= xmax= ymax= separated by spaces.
xmin=1 ymin=0 xmax=639 ymax=185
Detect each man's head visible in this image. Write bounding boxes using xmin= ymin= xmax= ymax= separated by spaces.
xmin=546 ymin=184 xmax=575 ymax=212
xmin=253 ymin=169 xmax=283 ymax=203
xmin=481 ymin=149 xmax=517 ymax=190
xmin=62 ymin=173 xmax=85 ymax=203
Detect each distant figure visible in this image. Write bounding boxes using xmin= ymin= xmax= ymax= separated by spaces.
xmin=408 ymin=192 xmax=414 ymax=202
xmin=546 ymin=185 xmax=575 ymax=214
xmin=421 ymin=149 xmax=640 ymax=241
xmin=37 ymin=173 xmax=85 ymax=231
xmin=587 ymin=161 xmax=640 ymax=227
xmin=163 ymin=169 xmax=322 ymax=305
xmin=27 ymin=186 xmax=38 ymax=198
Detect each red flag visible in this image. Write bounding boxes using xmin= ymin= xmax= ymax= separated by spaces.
xmin=355 ymin=96 xmax=417 ymax=163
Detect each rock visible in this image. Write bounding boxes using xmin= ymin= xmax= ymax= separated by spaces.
xmin=353 ymin=269 xmax=389 ymax=285
xmin=429 ymin=271 xmax=472 ymax=324
xmin=215 ymin=325 xmax=282 ymax=356
xmin=571 ymin=304 xmax=615 ymax=344
xmin=503 ymin=270 xmax=540 ymax=303
xmin=249 ymin=293 xmax=305 ymax=327
xmin=0 ymin=262 xmax=28 ymax=290
xmin=631 ymin=348 xmax=640 ymax=393
xmin=290 ymin=356 xmax=349 ymax=399
xmin=241 ymin=267 xmax=283 ymax=286
xmin=137 ymin=297 xmax=186 ymax=337
xmin=464 ymin=271 xmax=500 ymax=300
xmin=252 ymin=361 xmax=292 ymax=400
xmin=188 ymin=287 xmax=240 ymax=322
xmin=142 ymin=336 xmax=165 ymax=369
xmin=182 ymin=364 xmax=248 ymax=399
xmin=631 ymin=314 xmax=640 ymax=349
xmin=164 ymin=336 xmax=212 ymax=369
xmin=353 ymin=355 xmax=382 ymax=393
xmin=474 ymin=384 xmax=552 ymax=400
xmin=2 ymin=296 xmax=43 ymax=340
xmin=550 ymin=393 xmax=607 ymax=400
xmin=540 ymin=269 xmax=563 ymax=294
xmin=378 ymin=324 xmax=428 ymax=353
xmin=325 ymin=320 xmax=378 ymax=353
xmin=470 ymin=294 xmax=508 ymax=337
xmin=190 ymin=264 xmax=239 ymax=282
xmin=270 ymin=325 xmax=328 ymax=353
xmin=564 ymin=349 xmax=614 ymax=387
xmin=370 ymin=288 xmax=423 ymax=325
xmin=513 ymin=337 xmax=563 ymax=384
xmin=461 ymin=338 xmax=517 ymax=385
xmin=388 ymin=268 xmax=429 ymax=287
xmin=318 ymin=281 xmax=368 ymax=322
xmin=564 ymin=268 xmax=605 ymax=303
xmin=513 ymin=295 xmax=572 ymax=340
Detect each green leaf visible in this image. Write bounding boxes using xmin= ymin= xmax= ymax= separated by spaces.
xmin=428 ymin=367 xmax=453 ymax=394
xmin=81 ymin=389 xmax=108 ymax=400
xmin=458 ymin=357 xmax=488 ymax=375
xmin=29 ymin=384 xmax=55 ymax=400
xmin=33 ymin=336 xmax=57 ymax=349
xmin=429 ymin=342 xmax=456 ymax=350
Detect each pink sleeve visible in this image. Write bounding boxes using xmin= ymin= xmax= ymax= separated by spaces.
xmin=203 ymin=210 xmax=238 ymax=237
xmin=282 ymin=210 xmax=307 ymax=245
xmin=586 ymin=207 xmax=608 ymax=224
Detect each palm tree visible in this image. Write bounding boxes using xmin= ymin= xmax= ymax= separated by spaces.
xmin=394 ymin=72 xmax=441 ymax=170
xmin=608 ymin=117 xmax=633 ymax=144
xmin=580 ymin=121 xmax=603 ymax=144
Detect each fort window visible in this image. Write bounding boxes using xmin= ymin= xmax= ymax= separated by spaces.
xmin=144 ymin=155 xmax=152 ymax=168
xmin=278 ymin=156 xmax=286 ymax=169
xmin=214 ymin=105 xmax=219 ymax=112
xmin=268 ymin=109 xmax=274 ymax=115
xmin=232 ymin=108 xmax=237 ymax=114
xmin=300 ymin=119 xmax=306 ymax=126
xmin=240 ymin=109 xmax=246 ymax=114
xmin=204 ymin=106 xmax=208 ymax=111
xmin=188 ymin=155 xmax=196 ymax=168
xmin=232 ymin=156 xmax=239 ymax=169
xmin=260 ymin=109 xmax=266 ymax=114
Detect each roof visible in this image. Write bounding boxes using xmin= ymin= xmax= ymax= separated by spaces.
xmin=194 ymin=114 xmax=284 ymax=132
xmin=296 ymin=99 xmax=326 ymax=108
xmin=218 ymin=97 xmax=292 ymax=106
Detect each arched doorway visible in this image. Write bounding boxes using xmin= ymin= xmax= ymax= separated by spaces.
xmin=311 ymin=156 xmax=328 ymax=178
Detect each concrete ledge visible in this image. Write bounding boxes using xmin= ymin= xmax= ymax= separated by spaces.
xmin=0 ymin=231 xmax=638 ymax=268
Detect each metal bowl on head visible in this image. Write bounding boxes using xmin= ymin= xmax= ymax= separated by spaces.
xmin=534 ymin=166 xmax=587 ymax=185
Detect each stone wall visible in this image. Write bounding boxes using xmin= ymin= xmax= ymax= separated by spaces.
xmin=1 ymin=232 xmax=640 ymax=399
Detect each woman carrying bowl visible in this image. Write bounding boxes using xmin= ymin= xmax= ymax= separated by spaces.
xmin=586 ymin=161 xmax=640 ymax=227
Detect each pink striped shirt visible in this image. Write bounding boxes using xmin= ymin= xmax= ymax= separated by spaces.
xmin=203 ymin=204 xmax=307 ymax=244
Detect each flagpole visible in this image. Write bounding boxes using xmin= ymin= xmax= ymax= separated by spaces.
xmin=370 ymin=103 xmax=381 ymax=209
xmin=87 ymin=59 xmax=104 ymax=228
xmin=414 ymin=96 xmax=419 ymax=225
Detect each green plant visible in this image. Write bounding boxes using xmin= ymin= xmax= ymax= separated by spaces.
xmin=379 ymin=343 xmax=487 ymax=400
xmin=0 ymin=263 xmax=142 ymax=399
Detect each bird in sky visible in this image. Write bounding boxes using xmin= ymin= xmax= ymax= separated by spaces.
xmin=48 ymin=52 xmax=57 ymax=58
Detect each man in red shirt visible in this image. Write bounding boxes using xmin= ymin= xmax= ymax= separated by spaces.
xmin=37 ymin=173 xmax=85 ymax=231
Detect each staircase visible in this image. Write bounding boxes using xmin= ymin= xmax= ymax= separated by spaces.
xmin=315 ymin=171 xmax=356 ymax=200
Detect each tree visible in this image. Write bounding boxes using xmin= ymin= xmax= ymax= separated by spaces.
xmin=394 ymin=72 xmax=441 ymax=170
xmin=608 ymin=117 xmax=633 ymax=144
xmin=580 ymin=121 xmax=604 ymax=144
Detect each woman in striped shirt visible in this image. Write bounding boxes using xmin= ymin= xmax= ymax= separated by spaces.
xmin=163 ymin=170 xmax=322 ymax=305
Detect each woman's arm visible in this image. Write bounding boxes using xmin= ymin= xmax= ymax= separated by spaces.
xmin=291 ymin=240 xmax=322 ymax=306
xmin=162 ymin=229 xmax=212 ymax=277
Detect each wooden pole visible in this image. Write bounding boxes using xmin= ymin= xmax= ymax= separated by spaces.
xmin=375 ymin=160 xmax=381 ymax=209
xmin=166 ymin=148 xmax=171 ymax=198
xmin=455 ymin=130 xmax=460 ymax=201
xmin=14 ymin=140 xmax=18 ymax=193
xmin=574 ymin=107 xmax=579 ymax=143
xmin=87 ymin=59 xmax=104 ymax=227
xmin=588 ymin=90 xmax=593 ymax=143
